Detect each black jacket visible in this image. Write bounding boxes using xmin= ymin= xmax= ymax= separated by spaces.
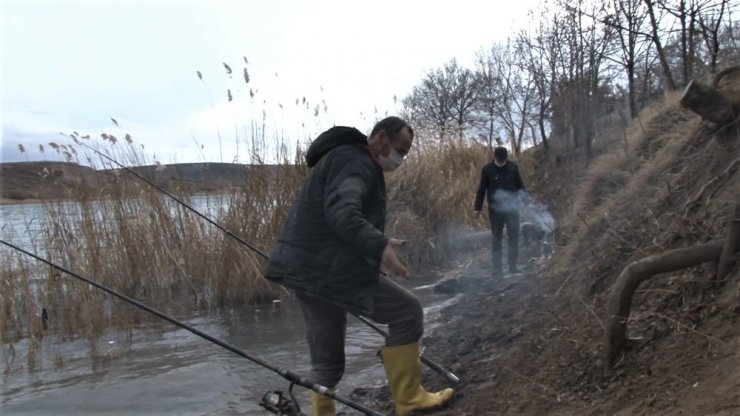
xmin=474 ymin=160 xmax=526 ymax=213
xmin=264 ymin=126 xmax=388 ymax=315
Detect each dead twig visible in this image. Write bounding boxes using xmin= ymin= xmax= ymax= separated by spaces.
xmin=641 ymin=202 xmax=663 ymax=232
xmin=546 ymin=309 xmax=568 ymax=330
xmin=635 ymin=289 xmax=680 ymax=294
xmin=684 ymin=158 xmax=738 ymax=212
xmin=652 ymin=312 xmax=728 ymax=349
xmin=569 ymin=288 xmax=606 ymax=331
xmin=554 ymin=272 xmax=575 ymax=297
xmin=503 ymin=366 xmax=560 ymax=400
xmin=576 ymin=211 xmax=592 ymax=232
xmin=603 ymin=226 xmax=651 ymax=257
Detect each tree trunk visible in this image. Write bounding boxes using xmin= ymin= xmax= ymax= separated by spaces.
xmin=680 ymin=80 xmax=739 ymax=125
xmin=717 ymin=203 xmax=740 ymax=280
xmin=628 ymin=63 xmax=638 ymax=118
xmin=644 ymin=0 xmax=677 ymax=90
xmin=488 ymin=117 xmax=495 ymax=148
xmin=529 ymin=124 xmax=539 ymax=147
xmin=604 ymin=240 xmax=724 ymax=367
xmin=539 ymin=111 xmax=549 ymax=151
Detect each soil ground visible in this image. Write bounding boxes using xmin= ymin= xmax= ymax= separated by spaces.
xmin=352 ymin=248 xmax=740 ymax=416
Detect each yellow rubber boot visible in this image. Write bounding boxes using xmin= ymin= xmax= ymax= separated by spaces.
xmin=311 ymin=392 xmax=335 ymax=416
xmin=382 ymin=342 xmax=454 ymax=416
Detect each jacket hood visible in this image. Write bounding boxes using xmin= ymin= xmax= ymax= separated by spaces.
xmin=306 ymin=126 xmax=368 ymax=167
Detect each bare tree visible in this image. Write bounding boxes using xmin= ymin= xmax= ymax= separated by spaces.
xmin=657 ymin=0 xmax=708 ymax=86
xmin=402 ymin=59 xmax=479 ymax=141
xmin=515 ymin=8 xmax=564 ymax=151
xmin=697 ymin=0 xmax=730 ymax=74
xmin=644 ymin=0 xmax=678 ymax=89
xmin=475 ymin=41 xmax=536 ymax=155
xmin=610 ymin=0 xmax=652 ymax=117
xmin=557 ymin=0 xmax=614 ymax=156
xmin=447 ymin=60 xmax=479 ymax=140
xmin=402 ymin=67 xmax=455 ymax=139
xmin=474 ymin=49 xmax=504 ymax=149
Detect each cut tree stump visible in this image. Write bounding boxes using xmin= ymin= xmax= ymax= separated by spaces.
xmin=680 ymin=80 xmax=739 ymax=126
xmin=713 ymin=65 xmax=740 ymax=95
xmin=604 ymin=240 xmax=725 ymax=368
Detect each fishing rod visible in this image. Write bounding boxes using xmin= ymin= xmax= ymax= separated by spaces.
xmin=354 ymin=315 xmax=460 ymax=384
xmin=0 ymin=239 xmax=383 ymax=416
xmin=78 ymin=140 xmax=460 ymax=385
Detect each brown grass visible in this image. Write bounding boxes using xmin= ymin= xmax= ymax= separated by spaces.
xmin=0 ymin=121 xmax=492 ymax=372
xmin=386 ymin=137 xmax=487 ymax=268
xmin=0 ymin=132 xmax=304 ymax=368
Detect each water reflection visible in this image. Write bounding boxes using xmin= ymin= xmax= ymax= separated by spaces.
xmin=1 ymin=201 xmax=457 ymax=415
xmin=2 ymin=289 xmax=455 ymax=415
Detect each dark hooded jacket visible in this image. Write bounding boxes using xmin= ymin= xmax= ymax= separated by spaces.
xmin=474 ymin=160 xmax=526 ymax=213
xmin=263 ymin=126 xmax=388 ymax=315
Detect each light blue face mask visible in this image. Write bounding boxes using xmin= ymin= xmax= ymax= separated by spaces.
xmin=379 ymin=148 xmax=405 ymax=172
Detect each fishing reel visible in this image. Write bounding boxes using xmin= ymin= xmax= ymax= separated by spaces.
xmin=259 ymin=383 xmax=304 ymax=416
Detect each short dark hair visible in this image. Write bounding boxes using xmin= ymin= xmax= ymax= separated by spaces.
xmin=493 ymin=146 xmax=508 ymax=161
xmin=370 ymin=116 xmax=413 ymax=141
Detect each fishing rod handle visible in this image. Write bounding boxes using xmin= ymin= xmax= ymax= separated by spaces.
xmin=280 ymin=370 xmax=384 ymax=416
xmin=420 ymin=355 xmax=460 ymax=385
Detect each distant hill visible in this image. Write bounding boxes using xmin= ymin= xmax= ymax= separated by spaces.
xmin=0 ymin=161 xmax=286 ymax=203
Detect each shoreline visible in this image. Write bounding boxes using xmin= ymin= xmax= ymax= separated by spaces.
xmin=0 ymin=191 xmax=237 ymax=207
xmin=0 ymin=198 xmax=46 ymax=206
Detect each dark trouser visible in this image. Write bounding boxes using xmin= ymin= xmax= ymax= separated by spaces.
xmin=489 ymin=209 xmax=520 ymax=273
xmin=296 ymin=275 xmax=423 ymax=387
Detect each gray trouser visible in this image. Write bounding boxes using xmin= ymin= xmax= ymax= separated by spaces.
xmin=489 ymin=209 xmax=520 ymax=272
xmin=296 ymin=275 xmax=424 ymax=387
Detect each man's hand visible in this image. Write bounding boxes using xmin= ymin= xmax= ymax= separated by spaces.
xmin=381 ymin=238 xmax=410 ymax=278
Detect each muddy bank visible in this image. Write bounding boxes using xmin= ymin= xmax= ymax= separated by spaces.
xmin=351 ymin=248 xmax=740 ymax=416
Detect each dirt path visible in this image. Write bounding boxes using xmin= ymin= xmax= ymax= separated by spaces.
xmin=353 ymin=248 xmax=740 ymax=415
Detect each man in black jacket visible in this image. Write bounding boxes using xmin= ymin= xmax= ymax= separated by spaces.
xmin=474 ymin=146 xmax=527 ymax=275
xmin=264 ymin=117 xmax=453 ymax=416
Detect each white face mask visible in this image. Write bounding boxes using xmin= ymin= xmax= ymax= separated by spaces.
xmin=494 ymin=159 xmax=506 ymax=167
xmin=378 ymin=148 xmax=405 ymax=172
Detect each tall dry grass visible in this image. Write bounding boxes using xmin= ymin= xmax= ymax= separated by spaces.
xmin=548 ymin=91 xmax=739 ymax=294
xmin=0 ymin=130 xmax=308 ymax=371
xmin=386 ymin=137 xmax=488 ymax=268
xmin=1 ymin=119 xmax=495 ymax=373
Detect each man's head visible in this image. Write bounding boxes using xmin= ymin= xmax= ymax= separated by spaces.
xmin=368 ymin=116 xmax=414 ymax=172
xmin=493 ymin=146 xmax=508 ymax=167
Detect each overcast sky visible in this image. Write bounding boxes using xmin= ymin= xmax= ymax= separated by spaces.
xmin=2 ymin=0 xmax=539 ymax=165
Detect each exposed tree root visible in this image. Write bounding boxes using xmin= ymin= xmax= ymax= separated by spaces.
xmin=604 ymin=240 xmax=724 ymax=368
xmin=717 ymin=203 xmax=740 ymax=281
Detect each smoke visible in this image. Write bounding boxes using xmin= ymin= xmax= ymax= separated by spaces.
xmin=440 ymin=224 xmax=491 ymax=257
xmin=520 ymin=193 xmax=557 ymax=233
xmin=486 ymin=189 xmax=557 ymax=233
xmin=491 ymin=189 xmax=523 ymax=214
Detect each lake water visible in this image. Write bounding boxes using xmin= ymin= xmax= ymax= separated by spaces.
xmin=0 ymin=200 xmax=459 ymax=415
